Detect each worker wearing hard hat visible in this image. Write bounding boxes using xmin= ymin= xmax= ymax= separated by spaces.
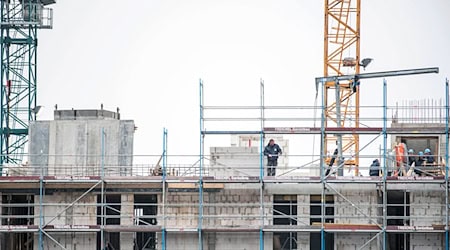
xmin=407 ymin=148 xmax=416 ymax=167
xmin=423 ymin=148 xmax=435 ymax=164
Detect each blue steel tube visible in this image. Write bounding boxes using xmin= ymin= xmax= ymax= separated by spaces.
xmin=382 ymin=79 xmax=387 ymax=250
xmin=162 ymin=128 xmax=167 ymax=250
xmin=198 ymin=79 xmax=204 ymax=250
xmin=320 ymin=80 xmax=326 ymax=250
xmin=260 ymin=79 xmax=264 ymax=179
xmin=39 ymin=162 xmax=44 ymax=250
xmin=162 ymin=128 xmax=167 ymax=181
xmin=259 ymin=79 xmax=264 ymax=250
xmin=100 ymin=128 xmax=105 ymax=249
xmin=445 ymin=79 xmax=449 ymax=250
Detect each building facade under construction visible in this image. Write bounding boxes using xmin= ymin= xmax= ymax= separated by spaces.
xmin=0 ymin=75 xmax=449 ymax=250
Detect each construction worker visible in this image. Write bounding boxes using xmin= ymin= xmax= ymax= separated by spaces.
xmin=423 ymin=148 xmax=435 ymax=164
xmin=369 ymin=159 xmax=380 ymax=176
xmin=414 ymin=151 xmax=425 ymax=175
xmin=264 ymin=139 xmax=282 ymax=176
xmin=408 ymin=148 xmax=416 ymax=167
xmin=394 ymin=141 xmax=408 ymax=176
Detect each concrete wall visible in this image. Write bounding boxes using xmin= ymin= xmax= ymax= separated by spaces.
xmin=203 ymin=188 xmax=271 ymax=228
xmin=161 ymin=232 xmax=272 ymax=250
xmin=297 ymin=194 xmax=310 ymax=250
xmin=410 ymin=190 xmax=445 ymax=226
xmin=121 ymin=194 xmax=134 ymax=250
xmin=335 ymin=187 xmax=379 ymax=225
xmin=208 ymin=135 xmax=290 ymax=178
xmin=163 ymin=188 xmax=272 ymax=229
xmin=410 ymin=233 xmax=444 ymax=250
xmin=28 ymin=119 xmax=134 ymax=176
xmin=231 ymin=135 xmax=289 ymax=168
xmin=329 ymin=186 xmax=379 ymax=249
xmin=212 ymin=232 xmax=272 ymax=250
xmin=33 ymin=192 xmax=97 ymax=250
xmin=209 ymin=147 xmax=260 ymax=177
xmin=162 ymin=188 xmax=273 ymax=249
xmin=36 ymin=233 xmax=96 ymax=250
xmin=165 ymin=232 xmax=201 ymax=249
xmin=164 ymin=192 xmax=199 ymax=228
xmin=334 ymin=233 xmax=379 ymax=250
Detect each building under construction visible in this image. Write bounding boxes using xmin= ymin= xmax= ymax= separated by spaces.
xmin=0 ymin=75 xmax=449 ymax=250
xmin=0 ymin=1 xmax=449 ymax=250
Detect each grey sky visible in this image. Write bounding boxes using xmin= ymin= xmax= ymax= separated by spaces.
xmin=37 ymin=1 xmax=450 ymax=162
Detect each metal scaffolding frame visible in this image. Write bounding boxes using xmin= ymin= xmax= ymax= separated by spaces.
xmin=0 ymin=76 xmax=447 ymax=249
xmin=196 ymin=74 xmax=449 ymax=250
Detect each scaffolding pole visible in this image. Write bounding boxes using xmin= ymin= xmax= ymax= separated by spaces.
xmin=198 ymin=79 xmax=204 ymax=250
xmin=259 ymin=79 xmax=265 ymax=250
xmin=39 ymin=160 xmax=44 ymax=250
xmin=382 ymin=79 xmax=388 ymax=250
xmin=162 ymin=128 xmax=168 ymax=250
xmin=320 ymin=79 xmax=326 ymax=250
xmin=101 ymin=128 xmax=105 ymax=250
xmin=445 ymin=78 xmax=449 ymax=250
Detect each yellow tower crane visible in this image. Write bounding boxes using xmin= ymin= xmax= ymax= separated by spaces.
xmin=324 ymin=0 xmax=361 ymax=175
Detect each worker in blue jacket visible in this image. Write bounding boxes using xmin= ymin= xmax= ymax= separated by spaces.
xmin=264 ymin=139 xmax=282 ymax=176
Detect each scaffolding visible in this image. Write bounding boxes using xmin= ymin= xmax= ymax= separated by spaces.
xmin=0 ymin=76 xmax=448 ymax=249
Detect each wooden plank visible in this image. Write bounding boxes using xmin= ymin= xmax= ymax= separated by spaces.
xmin=203 ymin=183 xmax=224 ymax=189
xmin=167 ymin=182 xmax=196 ymax=189
xmin=312 ymin=222 xmax=381 ymax=230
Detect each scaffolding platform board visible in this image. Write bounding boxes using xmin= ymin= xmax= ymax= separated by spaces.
xmin=104 ymin=225 xmax=162 ymax=232
xmin=386 ymin=225 xmax=445 ymax=233
xmin=263 ymin=127 xmax=447 ymax=135
xmin=203 ymin=227 xmax=260 ymax=232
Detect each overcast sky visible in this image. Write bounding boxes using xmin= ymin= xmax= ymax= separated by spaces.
xmin=36 ymin=1 xmax=450 ymax=166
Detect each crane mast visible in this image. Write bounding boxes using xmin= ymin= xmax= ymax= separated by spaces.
xmin=0 ymin=0 xmax=54 ymax=168
xmin=324 ymin=0 xmax=361 ymax=175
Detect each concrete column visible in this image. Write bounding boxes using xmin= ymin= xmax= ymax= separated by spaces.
xmin=297 ymin=194 xmax=310 ymax=249
xmin=121 ymin=194 xmax=134 ymax=250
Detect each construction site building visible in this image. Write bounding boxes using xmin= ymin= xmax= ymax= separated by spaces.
xmin=0 ymin=77 xmax=449 ymax=250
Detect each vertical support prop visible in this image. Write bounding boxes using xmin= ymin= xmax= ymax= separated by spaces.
xmin=382 ymin=79 xmax=388 ymax=250
xmin=320 ymin=79 xmax=326 ymax=250
xmin=39 ymin=153 xmax=44 ymax=250
xmin=198 ymin=79 xmax=204 ymax=250
xmin=162 ymin=128 xmax=168 ymax=250
xmin=335 ymin=80 xmax=344 ymax=176
xmin=100 ymin=128 xmax=105 ymax=250
xmin=445 ymin=78 xmax=449 ymax=250
xmin=259 ymin=79 xmax=265 ymax=250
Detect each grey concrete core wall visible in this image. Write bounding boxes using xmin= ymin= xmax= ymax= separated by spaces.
xmin=54 ymin=109 xmax=120 ymax=120
xmin=28 ymin=110 xmax=134 ymax=176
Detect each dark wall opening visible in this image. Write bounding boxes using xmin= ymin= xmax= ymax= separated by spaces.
xmin=134 ymin=194 xmax=158 ymax=250
xmin=387 ymin=190 xmax=410 ymax=250
xmin=97 ymin=194 xmax=121 ymax=250
xmin=399 ymin=136 xmax=438 ymax=157
xmin=310 ymin=195 xmax=334 ymax=250
xmin=1 ymin=194 xmax=34 ymax=250
xmin=273 ymin=195 xmax=297 ymax=250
